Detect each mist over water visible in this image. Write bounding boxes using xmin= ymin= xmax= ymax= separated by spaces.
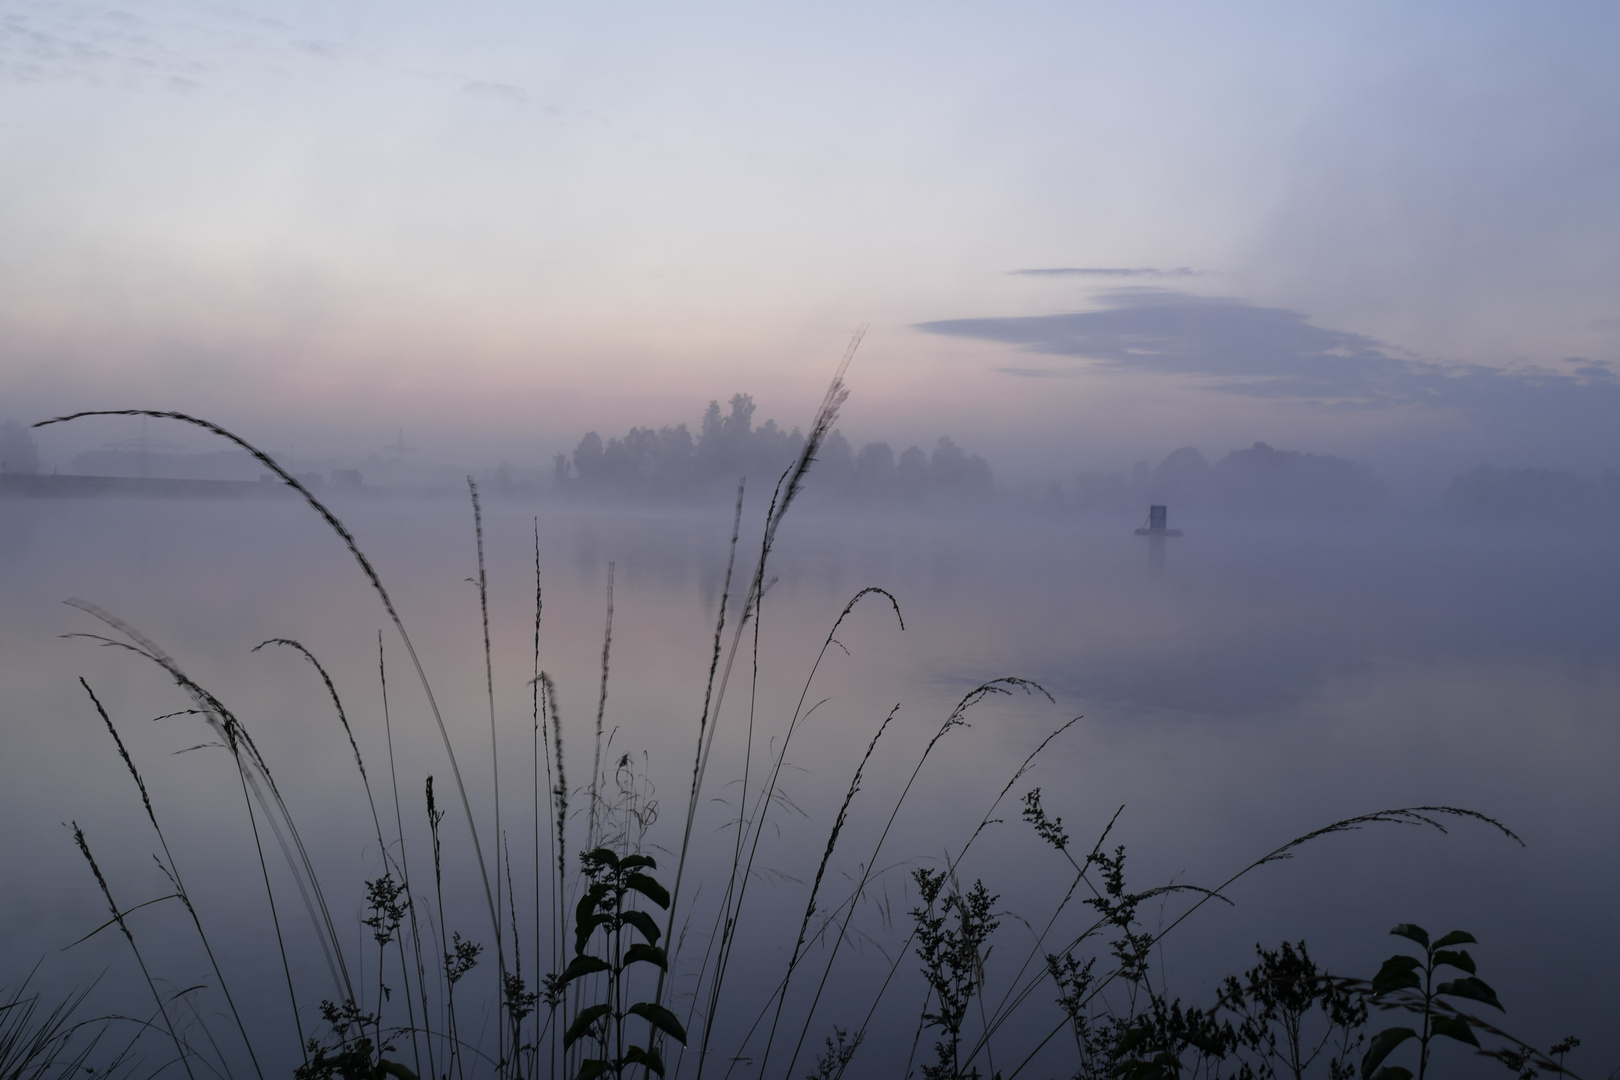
xmin=5 ymin=3 xmax=1618 ymax=1076
xmin=1 ymin=488 xmax=1616 ymax=1077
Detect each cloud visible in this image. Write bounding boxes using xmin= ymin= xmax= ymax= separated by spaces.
xmin=0 ymin=5 xmax=226 ymax=89
xmin=1009 ymin=267 xmax=1202 ymax=278
xmin=461 ymin=81 xmax=528 ymax=104
xmin=289 ymin=39 xmax=341 ymax=58
xmin=916 ymin=290 xmax=1620 ymax=422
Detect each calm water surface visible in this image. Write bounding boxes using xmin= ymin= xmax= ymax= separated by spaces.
xmin=1 ymin=493 xmax=1616 ymax=1077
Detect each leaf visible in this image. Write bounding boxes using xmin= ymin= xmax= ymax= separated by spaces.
xmin=620 ymin=853 xmax=657 ymax=872
xmin=1371 ymin=955 xmax=1422 ymax=996
xmin=573 ymin=1060 xmax=609 ymax=1080
xmin=624 ymin=1045 xmax=666 ymax=1076
xmin=1389 ymin=924 xmax=1430 ymax=948
xmin=1115 ymin=1055 xmax=1179 ymax=1080
xmin=1436 ymin=976 xmax=1503 ymax=1011
xmin=583 ymin=847 xmax=621 ymax=870
xmin=563 ymin=1004 xmax=611 ymax=1049
xmin=575 ymin=887 xmax=607 ymax=928
xmin=574 ymin=913 xmax=608 ymax=956
xmin=627 ymin=1002 xmax=688 ymax=1044
xmin=626 ymin=872 xmax=671 ymax=909
xmin=624 ymin=943 xmax=668 ymax=971
xmin=1114 ymin=1024 xmax=1152 ymax=1057
xmin=1430 ymin=1014 xmax=1479 ymax=1047
xmin=1115 ymin=1062 xmax=1176 ymax=1080
xmin=621 ymin=909 xmax=662 ymax=945
xmin=1369 ymin=1069 xmax=1413 ymax=1080
xmin=1432 ymin=930 xmax=1477 ymax=949
xmin=1184 ymin=1028 xmax=1227 ymax=1056
xmin=1361 ymin=1027 xmax=1417 ymax=1080
xmin=559 ymin=955 xmax=610 ymax=985
xmin=1432 ymin=949 xmax=1475 ymax=975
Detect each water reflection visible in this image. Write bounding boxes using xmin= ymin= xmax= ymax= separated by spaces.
xmin=0 ymin=495 xmax=1616 ymax=1077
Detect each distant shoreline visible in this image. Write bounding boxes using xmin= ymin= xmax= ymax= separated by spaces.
xmin=0 ymin=474 xmax=456 ymax=500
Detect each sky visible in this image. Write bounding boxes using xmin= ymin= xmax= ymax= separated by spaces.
xmin=2 ymin=0 xmax=1618 ymax=487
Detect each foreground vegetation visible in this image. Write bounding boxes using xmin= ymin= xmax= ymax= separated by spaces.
xmin=4 ymin=359 xmax=1595 ymax=1080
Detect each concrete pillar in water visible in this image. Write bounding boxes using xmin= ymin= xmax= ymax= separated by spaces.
xmin=1133 ymin=505 xmax=1183 ymax=537
xmin=1134 ymin=504 xmax=1183 ymax=575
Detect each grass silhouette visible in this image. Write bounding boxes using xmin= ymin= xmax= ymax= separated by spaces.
xmin=22 ymin=353 xmax=1583 ymax=1080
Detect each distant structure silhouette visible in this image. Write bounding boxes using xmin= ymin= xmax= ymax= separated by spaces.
xmin=383 ymin=428 xmax=417 ymax=462
xmin=101 ymin=417 xmax=185 ymax=478
xmin=1134 ymin=504 xmax=1183 ymax=537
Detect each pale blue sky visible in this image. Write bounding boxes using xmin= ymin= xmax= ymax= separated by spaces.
xmin=2 ymin=0 xmax=1616 ymax=483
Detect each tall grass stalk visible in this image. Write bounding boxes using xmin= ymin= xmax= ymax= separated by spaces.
xmin=499 ymin=837 xmax=537 ymax=1079
xmin=697 ymin=587 xmax=904 ymax=1079
xmin=425 ymin=777 xmax=466 ymax=1080
xmin=673 ymin=344 xmax=855 ymax=1080
xmin=35 ymin=410 xmax=505 ymax=956
xmin=537 ymin=672 xmax=567 ymax=1080
xmin=252 ymin=639 xmax=387 ymax=860
xmin=36 ymin=359 xmax=1551 ymax=1080
xmin=973 ymin=800 xmax=1123 ymax=1052
xmin=64 ymin=601 xmax=337 ymax=1052
xmin=657 ymin=482 xmax=744 ymax=1022
xmin=0 ymin=971 xmax=101 ymax=1080
xmin=258 ymin=635 xmax=427 ymax=1072
xmin=587 ymin=565 xmax=615 ymax=851
xmin=779 ymin=677 xmax=1051 ymax=1079
xmin=714 ymin=587 xmax=903 ymax=1033
xmin=746 ymin=702 xmax=898 ymax=1080
xmin=466 ymin=478 xmax=512 ymax=1078
xmin=992 ymin=805 xmax=1523 ymax=1080
xmin=67 ymin=603 xmax=356 ymax=1005
xmin=69 ymin=824 xmax=196 ymax=1080
xmin=377 ymin=636 xmax=432 ymax=1080
xmin=77 ymin=678 xmax=265 ymax=1080
xmin=528 ymin=520 xmax=549 ymax=1077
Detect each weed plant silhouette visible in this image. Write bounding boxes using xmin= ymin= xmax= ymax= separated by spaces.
xmin=1216 ymin=941 xmax=1367 ymax=1080
xmin=556 ymin=847 xmax=683 ymax=1078
xmin=25 ymin=348 xmax=1594 ymax=1080
xmin=1351 ymin=924 xmax=1586 ymax=1080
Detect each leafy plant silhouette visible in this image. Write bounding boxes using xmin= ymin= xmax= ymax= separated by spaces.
xmin=31 ymin=391 xmax=1594 ymax=1080
xmin=1046 ymin=843 xmax=1231 ymax=1080
xmin=1361 ymin=924 xmax=1503 ymax=1080
xmin=557 ymin=847 xmax=686 ymax=1079
xmin=911 ymin=868 xmax=1000 ymax=1080
xmin=1218 ymin=941 xmax=1367 ymax=1080
xmin=294 ymin=998 xmax=419 ymax=1080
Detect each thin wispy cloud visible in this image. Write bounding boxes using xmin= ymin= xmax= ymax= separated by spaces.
xmin=917 ymin=290 xmax=1620 ymax=425
xmin=0 ymin=8 xmax=188 ymax=87
xmin=290 ymin=39 xmax=343 ymax=59
xmin=1010 ymin=267 xmax=1203 ymax=278
xmin=461 ymin=81 xmax=528 ymax=104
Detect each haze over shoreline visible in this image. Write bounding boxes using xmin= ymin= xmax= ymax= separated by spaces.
xmin=3 ymin=3 xmax=1615 ymax=487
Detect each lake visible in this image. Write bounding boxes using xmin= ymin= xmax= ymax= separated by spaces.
xmin=1 ymin=489 xmax=1616 ymax=1079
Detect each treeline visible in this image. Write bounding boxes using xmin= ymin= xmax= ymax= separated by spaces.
xmin=1046 ymin=443 xmax=1620 ymax=523
xmin=0 ymin=420 xmax=40 ymax=474
xmin=16 ymin=403 xmax=1620 ymax=524
xmin=1446 ymin=464 xmax=1620 ymax=522
xmin=1044 ymin=442 xmax=1388 ymax=518
xmin=553 ymin=393 xmax=993 ymax=505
